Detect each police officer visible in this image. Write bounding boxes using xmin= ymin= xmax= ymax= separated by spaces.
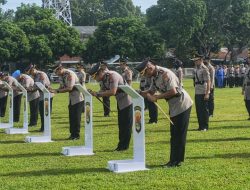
xmin=135 ymin=58 xmax=193 ymax=167
xmin=242 ymin=59 xmax=250 ymax=120
xmin=235 ymin=65 xmax=240 ymax=87
xmin=204 ymin=57 xmax=215 ymax=117
xmin=228 ymin=64 xmax=235 ymax=88
xmin=12 ymin=70 xmax=40 ymax=126
xmin=119 ymin=58 xmax=133 ymax=86
xmin=0 ymin=72 xmax=8 ymax=117
xmin=76 ymin=63 xmax=86 ymax=113
xmin=88 ymin=63 xmax=133 ymax=151
xmin=27 ymin=65 xmax=54 ymax=132
xmin=100 ymin=61 xmax=111 ymax=117
xmin=239 ymin=64 xmax=246 ymax=87
xmin=52 ymin=64 xmax=84 ymax=140
xmin=192 ymin=54 xmax=211 ymax=131
xmin=76 ymin=64 xmax=86 ymax=85
xmin=139 ymin=76 xmax=158 ymax=124
xmin=173 ymin=58 xmax=184 ymax=87
xmin=1 ymin=72 xmax=22 ymax=122
xmin=223 ymin=65 xmax=228 ymax=87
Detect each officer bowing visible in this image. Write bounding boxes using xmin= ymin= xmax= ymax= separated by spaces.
xmin=135 ymin=58 xmax=193 ymax=168
xmin=88 ymin=62 xmax=133 ymax=151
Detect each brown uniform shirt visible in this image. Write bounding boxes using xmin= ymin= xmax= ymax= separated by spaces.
xmin=61 ymin=69 xmax=84 ymax=105
xmin=243 ymin=68 xmax=250 ymax=100
xmin=101 ymin=70 xmax=132 ymax=110
xmin=122 ymin=67 xmax=133 ymax=85
xmin=149 ymin=66 xmax=193 ymax=117
xmin=0 ymin=80 xmax=8 ymax=98
xmin=193 ymin=64 xmax=210 ymax=94
xmin=3 ymin=76 xmax=21 ymax=97
xmin=77 ymin=70 xmax=86 ymax=85
xmin=34 ymin=71 xmax=54 ymax=100
xmin=19 ymin=74 xmax=40 ymax=102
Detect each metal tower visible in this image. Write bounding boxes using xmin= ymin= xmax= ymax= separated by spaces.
xmin=43 ymin=0 xmax=72 ymax=26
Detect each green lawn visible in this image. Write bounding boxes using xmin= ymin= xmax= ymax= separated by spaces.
xmin=1 ymin=79 xmax=250 ymax=190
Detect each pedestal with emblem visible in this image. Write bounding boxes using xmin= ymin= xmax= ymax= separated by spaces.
xmin=5 ymin=82 xmax=28 ymax=134
xmin=61 ymin=84 xmax=94 ymax=156
xmin=0 ymin=81 xmax=13 ymax=129
xmin=25 ymin=82 xmax=52 ymax=143
xmin=107 ymin=85 xmax=148 ymax=173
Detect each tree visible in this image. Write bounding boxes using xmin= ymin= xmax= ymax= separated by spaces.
xmin=146 ymin=0 xmax=207 ymax=60
xmin=14 ymin=4 xmax=83 ymax=66
xmin=70 ymin=0 xmax=142 ymax=26
xmin=0 ymin=21 xmax=30 ymax=62
xmin=71 ymin=0 xmax=105 ymax=26
xmin=83 ymin=17 xmax=164 ymax=62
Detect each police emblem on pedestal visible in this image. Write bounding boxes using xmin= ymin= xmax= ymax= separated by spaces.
xmin=134 ymin=106 xmax=142 ymax=133
xmin=86 ymin=102 xmax=90 ymax=124
xmin=45 ymin=98 xmax=49 ymax=117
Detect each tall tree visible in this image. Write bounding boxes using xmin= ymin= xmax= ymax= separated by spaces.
xmin=70 ymin=0 xmax=142 ymax=26
xmin=0 ymin=21 xmax=30 ymax=62
xmin=15 ymin=4 xmax=83 ymax=67
xmin=83 ymin=17 xmax=164 ymax=62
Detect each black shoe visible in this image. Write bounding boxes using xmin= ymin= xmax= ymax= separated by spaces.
xmin=114 ymin=147 xmax=128 ymax=151
xmin=104 ymin=114 xmax=110 ymax=117
xmin=163 ymin=161 xmax=181 ymax=168
xmin=38 ymin=129 xmax=44 ymax=132
xmin=247 ymin=118 xmax=250 ymax=120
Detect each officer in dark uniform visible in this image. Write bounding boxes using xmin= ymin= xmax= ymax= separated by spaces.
xmin=27 ymin=65 xmax=54 ymax=132
xmin=119 ymin=58 xmax=133 ymax=86
xmin=204 ymin=57 xmax=215 ymax=117
xmin=192 ymin=54 xmax=211 ymax=131
xmin=136 ymin=58 xmax=193 ymax=167
xmin=100 ymin=61 xmax=111 ymax=117
xmin=1 ymin=72 xmax=23 ymax=122
xmin=0 ymin=72 xmax=8 ymax=117
xmin=52 ymin=64 xmax=84 ymax=140
xmin=88 ymin=63 xmax=133 ymax=151
xmin=139 ymin=76 xmax=158 ymax=124
xmin=242 ymin=59 xmax=250 ymax=120
xmin=13 ymin=69 xmax=40 ymax=126
xmin=228 ymin=65 xmax=235 ymax=88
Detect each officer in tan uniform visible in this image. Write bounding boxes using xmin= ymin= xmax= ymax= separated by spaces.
xmin=100 ymin=61 xmax=111 ymax=117
xmin=228 ymin=65 xmax=235 ymax=88
xmin=135 ymin=58 xmax=193 ymax=168
xmin=12 ymin=70 xmax=40 ymax=126
xmin=173 ymin=58 xmax=184 ymax=87
xmin=0 ymin=72 xmax=8 ymax=117
xmin=27 ymin=65 xmax=54 ymax=132
xmin=119 ymin=58 xmax=133 ymax=86
xmin=242 ymin=59 xmax=250 ymax=120
xmin=88 ymin=62 xmax=133 ymax=151
xmin=204 ymin=57 xmax=215 ymax=117
xmin=52 ymin=64 xmax=84 ymax=140
xmin=76 ymin=63 xmax=86 ymax=113
xmin=76 ymin=64 xmax=86 ymax=85
xmin=1 ymin=72 xmax=22 ymax=122
xmin=192 ymin=54 xmax=211 ymax=131
xmin=139 ymin=76 xmax=158 ymax=124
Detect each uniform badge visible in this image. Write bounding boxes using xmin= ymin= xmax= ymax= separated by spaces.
xmin=86 ymin=102 xmax=91 ymax=124
xmin=134 ymin=106 xmax=142 ymax=133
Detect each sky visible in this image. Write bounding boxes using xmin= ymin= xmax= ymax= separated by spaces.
xmin=2 ymin=0 xmax=158 ymax=13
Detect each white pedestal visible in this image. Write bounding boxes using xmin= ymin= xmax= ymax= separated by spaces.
xmin=107 ymin=160 xmax=148 ymax=173
xmin=25 ymin=135 xmax=52 ymax=143
xmin=5 ymin=127 xmax=28 ymax=134
xmin=107 ymin=85 xmax=148 ymax=173
xmin=0 ymin=123 xmax=12 ymax=129
xmin=61 ymin=84 xmax=94 ymax=156
xmin=62 ymin=146 xmax=94 ymax=156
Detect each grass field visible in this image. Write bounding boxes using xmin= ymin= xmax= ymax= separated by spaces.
xmin=1 ymin=79 xmax=250 ymax=190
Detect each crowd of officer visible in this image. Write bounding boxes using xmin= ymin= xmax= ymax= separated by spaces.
xmin=1 ymin=56 xmax=250 ymax=169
